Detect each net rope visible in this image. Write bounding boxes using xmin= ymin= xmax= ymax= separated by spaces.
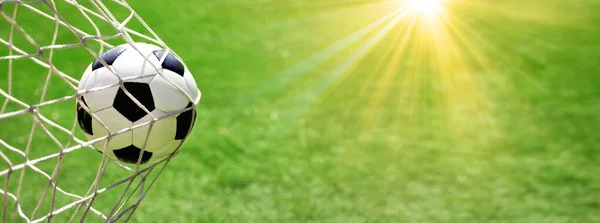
xmin=0 ymin=0 xmax=189 ymax=222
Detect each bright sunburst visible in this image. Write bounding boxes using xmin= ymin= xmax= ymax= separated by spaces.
xmin=404 ymin=0 xmax=445 ymax=16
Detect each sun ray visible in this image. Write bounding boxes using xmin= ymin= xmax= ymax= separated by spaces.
xmin=280 ymin=8 xmax=405 ymax=101
xmin=298 ymin=8 xmax=408 ymax=107
xmin=446 ymin=11 xmax=549 ymax=93
xmin=260 ymin=6 xmax=408 ymax=128
xmin=249 ymin=5 xmax=401 ymax=103
xmin=395 ymin=18 xmax=434 ymax=125
xmin=358 ymin=17 xmax=420 ymax=129
xmin=348 ymin=17 xmax=419 ymax=131
xmin=254 ymin=1 xmax=400 ymax=50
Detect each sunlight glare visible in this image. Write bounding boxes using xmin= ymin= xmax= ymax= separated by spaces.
xmin=406 ymin=0 xmax=444 ymax=16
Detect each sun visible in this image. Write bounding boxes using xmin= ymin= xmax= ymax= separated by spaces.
xmin=405 ymin=0 xmax=445 ymax=15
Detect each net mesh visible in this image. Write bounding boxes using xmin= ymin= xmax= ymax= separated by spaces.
xmin=0 ymin=0 xmax=187 ymax=222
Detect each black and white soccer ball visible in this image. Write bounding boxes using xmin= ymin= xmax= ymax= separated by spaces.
xmin=76 ymin=42 xmax=200 ymax=164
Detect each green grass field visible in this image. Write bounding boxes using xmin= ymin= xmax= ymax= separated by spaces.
xmin=1 ymin=0 xmax=600 ymax=222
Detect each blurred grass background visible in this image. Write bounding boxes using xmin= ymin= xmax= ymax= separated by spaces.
xmin=1 ymin=0 xmax=600 ymax=222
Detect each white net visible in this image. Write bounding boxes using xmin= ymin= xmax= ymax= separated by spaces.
xmin=0 ymin=0 xmax=191 ymax=222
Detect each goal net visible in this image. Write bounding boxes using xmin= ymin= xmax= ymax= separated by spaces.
xmin=0 ymin=0 xmax=192 ymax=222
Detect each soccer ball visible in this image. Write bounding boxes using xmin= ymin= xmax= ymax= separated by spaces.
xmin=76 ymin=42 xmax=200 ymax=164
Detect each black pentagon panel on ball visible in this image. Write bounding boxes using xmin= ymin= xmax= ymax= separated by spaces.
xmin=175 ymin=102 xmax=197 ymax=140
xmin=113 ymin=145 xmax=153 ymax=164
xmin=113 ymin=82 xmax=155 ymax=122
xmin=152 ymin=50 xmax=185 ymax=76
xmin=91 ymin=46 xmax=127 ymax=71
xmin=76 ymin=96 xmax=94 ymax=135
